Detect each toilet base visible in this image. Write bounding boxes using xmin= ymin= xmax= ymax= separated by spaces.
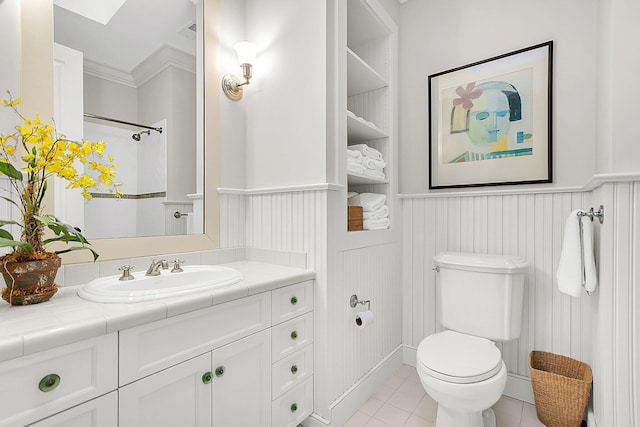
xmin=435 ymin=407 xmax=496 ymax=427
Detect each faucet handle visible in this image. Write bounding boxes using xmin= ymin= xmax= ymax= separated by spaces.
xmin=171 ymin=259 xmax=185 ymax=273
xmin=118 ymin=265 xmax=135 ymax=281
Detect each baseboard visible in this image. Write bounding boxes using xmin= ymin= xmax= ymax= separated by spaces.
xmin=404 ymin=345 xmax=535 ymax=405
xmin=302 ymin=345 xmax=403 ymax=427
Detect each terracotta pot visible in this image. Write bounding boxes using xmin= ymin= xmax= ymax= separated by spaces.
xmin=1 ymin=256 xmax=61 ymax=305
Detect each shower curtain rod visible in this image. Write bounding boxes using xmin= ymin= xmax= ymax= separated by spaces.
xmin=83 ymin=113 xmax=163 ymax=133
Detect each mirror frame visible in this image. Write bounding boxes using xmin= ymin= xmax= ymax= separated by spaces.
xmin=21 ymin=0 xmax=220 ymax=263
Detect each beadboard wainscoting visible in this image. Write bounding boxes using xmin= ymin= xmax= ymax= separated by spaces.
xmin=220 ymin=188 xmax=403 ymax=425
xmin=401 ymin=179 xmax=640 ymax=427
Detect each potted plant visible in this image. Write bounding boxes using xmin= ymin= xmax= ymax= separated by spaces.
xmin=0 ymin=93 xmax=121 ymax=305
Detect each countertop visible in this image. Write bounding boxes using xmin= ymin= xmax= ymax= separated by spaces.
xmin=0 ymin=261 xmax=314 ymax=364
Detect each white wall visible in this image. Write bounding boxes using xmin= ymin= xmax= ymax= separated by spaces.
xmin=84 ymin=74 xmax=138 ymax=121
xmin=243 ymin=0 xmax=328 ymax=189
xmin=596 ymin=0 xmax=640 ymax=174
xmin=398 ymin=0 xmax=598 ymax=193
xmin=139 ymin=66 xmax=195 ymax=201
xmin=0 ymin=0 xmax=20 ymax=131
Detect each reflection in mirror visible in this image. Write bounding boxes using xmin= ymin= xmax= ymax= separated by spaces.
xmin=53 ymin=0 xmax=203 ymax=239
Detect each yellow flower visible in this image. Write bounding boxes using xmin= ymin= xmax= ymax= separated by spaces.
xmin=0 ymin=97 xmax=21 ymax=106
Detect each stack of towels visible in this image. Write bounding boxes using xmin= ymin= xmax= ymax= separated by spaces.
xmin=348 ymin=192 xmax=389 ymax=230
xmin=347 ymin=144 xmax=386 ymax=180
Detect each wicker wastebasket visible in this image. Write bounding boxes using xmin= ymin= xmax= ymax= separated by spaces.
xmin=529 ymin=351 xmax=592 ymax=427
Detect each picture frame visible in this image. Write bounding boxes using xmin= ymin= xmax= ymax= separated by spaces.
xmin=428 ymin=41 xmax=553 ymax=189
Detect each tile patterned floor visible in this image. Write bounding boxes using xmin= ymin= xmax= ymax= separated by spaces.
xmin=344 ymin=364 xmax=547 ymax=427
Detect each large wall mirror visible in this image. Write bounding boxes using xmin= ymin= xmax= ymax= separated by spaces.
xmin=21 ymin=0 xmax=220 ymax=262
xmin=54 ymin=0 xmax=203 ymax=239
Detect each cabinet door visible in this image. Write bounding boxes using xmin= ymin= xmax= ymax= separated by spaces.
xmin=212 ymin=329 xmax=271 ymax=427
xmin=119 ymin=353 xmax=212 ymax=427
xmin=28 ymin=392 xmax=117 ymax=427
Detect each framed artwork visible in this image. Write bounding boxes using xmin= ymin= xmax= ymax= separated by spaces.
xmin=428 ymin=41 xmax=553 ymax=189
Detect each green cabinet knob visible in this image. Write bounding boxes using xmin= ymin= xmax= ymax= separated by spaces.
xmin=290 ymin=403 xmax=298 ymax=413
xmin=290 ymin=364 xmax=298 ymax=374
xmin=202 ymin=371 xmax=212 ymax=384
xmin=215 ymin=366 xmax=225 ymax=377
xmin=290 ymin=296 xmax=298 ymax=305
xmin=39 ymin=374 xmax=60 ymax=392
xmin=290 ymin=330 xmax=298 ymax=340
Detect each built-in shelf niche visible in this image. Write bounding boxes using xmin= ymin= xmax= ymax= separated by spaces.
xmin=345 ymin=0 xmax=394 ymax=234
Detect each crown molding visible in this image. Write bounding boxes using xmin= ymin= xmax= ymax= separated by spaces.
xmin=83 ymin=45 xmax=196 ymax=89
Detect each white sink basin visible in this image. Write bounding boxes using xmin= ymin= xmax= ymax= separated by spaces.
xmin=78 ymin=265 xmax=244 ymax=303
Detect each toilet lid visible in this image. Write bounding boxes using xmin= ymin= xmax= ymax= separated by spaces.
xmin=417 ymin=330 xmax=502 ymax=384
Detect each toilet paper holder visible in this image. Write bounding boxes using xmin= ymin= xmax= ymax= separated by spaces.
xmin=350 ymin=294 xmax=370 ymax=310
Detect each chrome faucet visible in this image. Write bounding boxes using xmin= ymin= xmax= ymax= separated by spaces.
xmin=146 ymin=259 xmax=169 ymax=276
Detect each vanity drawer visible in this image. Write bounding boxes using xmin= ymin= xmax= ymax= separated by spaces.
xmin=272 ymin=343 xmax=313 ymax=399
xmin=29 ymin=391 xmax=117 ymax=427
xmin=271 ymin=280 xmax=313 ymax=325
xmin=119 ymin=291 xmax=270 ymax=385
xmin=272 ymin=312 xmax=314 ymax=362
xmin=272 ymin=376 xmax=313 ymax=427
xmin=0 ymin=334 xmax=117 ymax=427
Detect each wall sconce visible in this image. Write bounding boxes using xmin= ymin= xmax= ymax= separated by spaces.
xmin=222 ymin=41 xmax=257 ymax=101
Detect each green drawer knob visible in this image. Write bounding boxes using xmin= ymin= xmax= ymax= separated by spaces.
xmin=39 ymin=374 xmax=60 ymax=392
xmin=290 ymin=403 xmax=298 ymax=413
xmin=215 ymin=366 xmax=225 ymax=377
xmin=290 ymin=296 xmax=298 ymax=305
xmin=291 ymin=364 xmax=298 ymax=374
xmin=202 ymin=371 xmax=212 ymax=384
xmin=290 ymin=330 xmax=298 ymax=340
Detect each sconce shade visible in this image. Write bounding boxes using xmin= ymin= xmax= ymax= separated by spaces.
xmin=234 ymin=41 xmax=256 ymax=65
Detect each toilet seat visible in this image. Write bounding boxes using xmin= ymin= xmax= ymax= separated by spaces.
xmin=417 ymin=330 xmax=502 ymax=384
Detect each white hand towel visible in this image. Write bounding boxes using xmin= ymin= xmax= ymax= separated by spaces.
xmin=582 ymin=216 xmax=598 ymax=294
xmin=363 ymin=217 xmax=390 ymax=230
xmin=358 ymin=193 xmax=386 ymax=212
xmin=363 ymin=205 xmax=389 ymax=220
xmin=347 ymin=149 xmax=363 ymax=160
xmin=557 ymin=209 xmax=597 ymax=297
xmin=364 ymin=169 xmax=386 ymax=180
xmin=349 ymin=144 xmax=383 ymax=160
xmin=363 ymin=157 xmax=386 ymax=170
xmin=347 ymin=158 xmax=366 ymax=174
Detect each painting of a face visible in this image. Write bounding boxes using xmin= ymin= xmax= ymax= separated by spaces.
xmin=467 ymin=89 xmax=511 ymax=145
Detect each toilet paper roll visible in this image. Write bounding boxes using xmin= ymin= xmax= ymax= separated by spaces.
xmin=355 ymin=310 xmax=374 ymax=328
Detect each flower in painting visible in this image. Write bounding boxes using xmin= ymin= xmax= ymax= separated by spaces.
xmin=452 ymin=82 xmax=483 ymax=110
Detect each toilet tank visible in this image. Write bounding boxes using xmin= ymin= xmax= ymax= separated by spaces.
xmin=434 ymin=252 xmax=528 ymax=341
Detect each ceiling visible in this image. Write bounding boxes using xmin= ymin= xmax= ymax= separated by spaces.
xmin=54 ymin=0 xmax=197 ymax=73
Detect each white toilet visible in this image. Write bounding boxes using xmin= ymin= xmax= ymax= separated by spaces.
xmin=416 ymin=252 xmax=528 ymax=427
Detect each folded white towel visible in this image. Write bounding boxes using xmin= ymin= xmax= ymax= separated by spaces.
xmin=363 ymin=205 xmax=388 ymax=220
xmin=363 ymin=157 xmax=386 ymax=170
xmin=347 ymin=149 xmax=363 ymax=160
xmin=347 ymin=193 xmax=361 ymax=206
xmin=349 ymin=144 xmax=383 ymax=160
xmin=363 ymin=217 xmax=390 ymax=230
xmin=358 ymin=193 xmax=386 ymax=212
xmin=557 ymin=209 xmax=597 ymax=297
xmin=347 ymin=158 xmax=366 ymax=174
xmin=364 ymin=169 xmax=386 ymax=180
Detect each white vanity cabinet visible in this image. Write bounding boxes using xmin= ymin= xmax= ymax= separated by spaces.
xmin=212 ymin=329 xmax=272 ymax=426
xmin=1 ymin=277 xmax=314 ymax=427
xmin=0 ymin=333 xmax=117 ymax=427
xmin=117 ymin=279 xmax=314 ymax=427
xmin=119 ymin=353 xmax=213 ymax=427
xmin=28 ymin=392 xmax=118 ymax=427
xmin=270 ymin=280 xmax=315 ymax=427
